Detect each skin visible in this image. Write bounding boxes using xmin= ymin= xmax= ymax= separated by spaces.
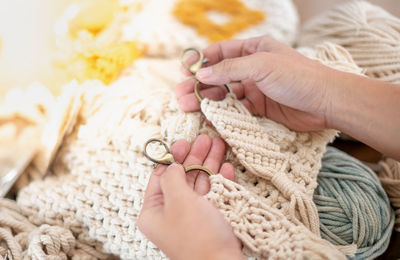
xmin=177 ymin=36 xmax=400 ymax=159
xmin=138 ymin=135 xmax=244 ymax=260
xmin=139 ymin=35 xmax=400 ymax=259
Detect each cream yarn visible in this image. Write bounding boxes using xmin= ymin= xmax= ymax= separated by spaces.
xmin=0 ymin=198 xmax=111 ymax=259
xmin=201 ymin=93 xmax=336 ymax=235
xmin=298 ymin=1 xmax=400 ymax=84
xmin=122 ymin=0 xmax=298 ymax=57
xmin=207 ymin=175 xmax=345 ymax=260
xmin=378 ymin=158 xmax=400 ymax=232
xmin=17 ymin=59 xmax=185 ymax=260
xmin=9 ymin=42 xmax=362 ymax=260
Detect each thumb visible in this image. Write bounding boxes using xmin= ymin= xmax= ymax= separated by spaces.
xmin=196 ymin=52 xmax=273 ymax=85
xmin=160 ymin=163 xmax=191 ymax=204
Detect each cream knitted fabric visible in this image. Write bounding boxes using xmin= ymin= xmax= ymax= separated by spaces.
xmin=13 ymin=43 xmax=361 ymax=259
xmin=298 ymin=1 xmax=400 ymax=84
xmin=122 ymin=0 xmax=298 ymax=57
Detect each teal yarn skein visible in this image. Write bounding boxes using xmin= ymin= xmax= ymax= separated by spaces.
xmin=315 ymin=147 xmax=394 ymax=260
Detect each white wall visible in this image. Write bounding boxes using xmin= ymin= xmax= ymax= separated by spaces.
xmin=0 ymin=0 xmax=71 ymax=96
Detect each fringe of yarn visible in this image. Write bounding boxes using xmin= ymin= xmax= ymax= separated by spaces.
xmin=298 ymin=0 xmax=400 ymax=84
xmin=378 ymin=158 xmax=400 ymax=232
xmin=314 ymin=147 xmax=394 ymax=260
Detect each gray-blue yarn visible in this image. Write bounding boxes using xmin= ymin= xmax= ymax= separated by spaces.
xmin=314 ymin=147 xmax=394 ymax=260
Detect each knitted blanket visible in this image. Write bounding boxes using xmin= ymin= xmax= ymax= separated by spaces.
xmin=6 ymin=42 xmax=362 ymax=259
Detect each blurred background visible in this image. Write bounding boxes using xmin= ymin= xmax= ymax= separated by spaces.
xmin=0 ymin=0 xmax=71 ymax=96
xmin=0 ymin=0 xmax=399 ymax=97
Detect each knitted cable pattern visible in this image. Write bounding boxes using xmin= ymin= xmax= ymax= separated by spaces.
xmin=298 ymin=1 xmax=400 ymax=84
xmin=13 ymin=42 xmax=361 ymax=259
xmin=122 ymin=0 xmax=298 ymax=57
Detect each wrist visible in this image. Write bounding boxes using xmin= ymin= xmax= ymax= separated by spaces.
xmin=322 ymin=69 xmax=353 ymax=130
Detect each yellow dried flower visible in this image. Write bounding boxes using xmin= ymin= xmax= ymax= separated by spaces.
xmin=174 ymin=0 xmax=265 ymax=42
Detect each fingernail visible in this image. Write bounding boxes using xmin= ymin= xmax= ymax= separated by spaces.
xmin=197 ymin=67 xmax=212 ymax=79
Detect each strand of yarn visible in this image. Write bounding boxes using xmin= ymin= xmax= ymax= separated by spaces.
xmin=378 ymin=158 xmax=400 ymax=232
xmin=314 ymin=147 xmax=394 ymax=260
xmin=298 ymin=1 xmax=400 ymax=84
xmin=0 ymin=198 xmax=110 ymax=260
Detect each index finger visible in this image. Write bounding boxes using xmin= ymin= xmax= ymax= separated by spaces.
xmin=201 ymin=36 xmax=284 ymax=66
xmin=181 ymin=38 xmax=255 ymax=76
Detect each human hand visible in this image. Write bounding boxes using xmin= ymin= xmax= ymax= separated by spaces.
xmin=138 ymin=135 xmax=244 ymax=260
xmin=176 ymin=36 xmax=340 ymax=131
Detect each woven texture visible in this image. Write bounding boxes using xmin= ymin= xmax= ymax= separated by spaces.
xmin=206 ymin=174 xmax=344 ymax=260
xmin=201 ymin=93 xmax=336 ymax=235
xmin=0 ymin=198 xmax=111 ymax=259
xmin=7 ymin=42 xmax=361 ymax=259
xmin=298 ymin=0 xmax=400 ymax=84
xmin=122 ymin=0 xmax=298 ymax=57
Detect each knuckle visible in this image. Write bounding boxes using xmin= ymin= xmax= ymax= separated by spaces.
xmin=254 ymin=51 xmax=270 ymax=60
xmin=262 ymin=35 xmax=276 ymax=43
xmin=220 ymin=59 xmax=235 ymax=72
xmin=249 ymin=52 xmax=272 ymax=80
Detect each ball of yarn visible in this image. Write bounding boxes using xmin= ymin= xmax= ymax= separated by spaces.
xmin=298 ymin=1 xmax=400 ymax=84
xmin=378 ymin=158 xmax=400 ymax=232
xmin=314 ymin=147 xmax=394 ymax=260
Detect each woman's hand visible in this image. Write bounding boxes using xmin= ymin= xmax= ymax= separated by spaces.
xmin=176 ymin=35 xmax=400 ymax=160
xmin=138 ymin=135 xmax=244 ymax=260
xmin=176 ymin=36 xmax=338 ymax=131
